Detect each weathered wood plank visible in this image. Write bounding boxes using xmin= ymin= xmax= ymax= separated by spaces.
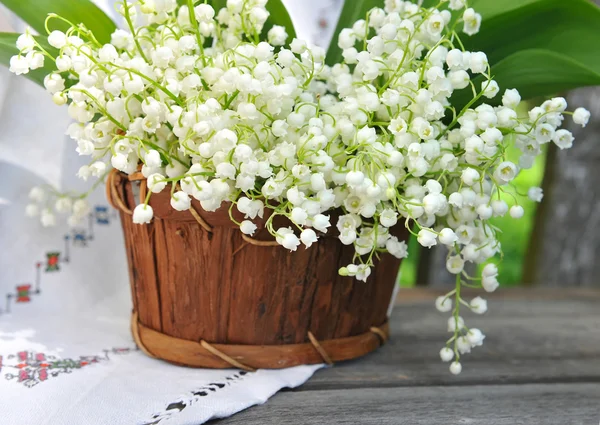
xmin=214 ymin=383 xmax=600 ymax=425
xmin=301 ymin=290 xmax=600 ymax=389
xmin=213 ymin=290 xmax=600 ymax=424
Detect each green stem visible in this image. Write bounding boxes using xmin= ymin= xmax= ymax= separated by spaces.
xmin=122 ymin=1 xmax=149 ymax=63
xmin=187 ymin=0 xmax=207 ymax=67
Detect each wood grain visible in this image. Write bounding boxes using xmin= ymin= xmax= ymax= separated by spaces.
xmin=112 ymin=176 xmax=408 ymax=367
xmin=304 ymin=293 xmax=600 ymax=390
xmin=214 ymin=384 xmax=600 ymax=425
xmin=213 ymin=290 xmax=600 ymax=424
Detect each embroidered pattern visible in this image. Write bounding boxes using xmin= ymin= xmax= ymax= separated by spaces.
xmin=0 ymin=348 xmax=136 ymax=388
xmin=0 ymin=205 xmax=136 ymax=389
xmin=15 ymin=285 xmax=32 ymax=303
xmin=0 ymin=206 xmax=109 ymax=316
xmin=72 ymin=229 xmax=88 ymax=247
xmin=142 ymin=371 xmax=250 ymax=425
xmin=95 ymin=206 xmax=110 ymax=225
xmin=45 ymin=252 xmax=61 ymax=272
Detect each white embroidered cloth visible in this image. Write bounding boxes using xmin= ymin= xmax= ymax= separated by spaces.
xmin=0 ymin=174 xmax=323 ymax=425
xmin=0 ymin=1 xmax=352 ymax=424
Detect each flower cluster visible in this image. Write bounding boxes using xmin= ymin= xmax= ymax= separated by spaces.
xmin=25 ymin=186 xmax=91 ymax=227
xmin=11 ymin=0 xmax=591 ymax=374
xmin=314 ymin=0 xmax=589 ymax=373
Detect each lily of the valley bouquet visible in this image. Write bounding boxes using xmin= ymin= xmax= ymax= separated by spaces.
xmin=2 ymin=0 xmax=597 ymax=374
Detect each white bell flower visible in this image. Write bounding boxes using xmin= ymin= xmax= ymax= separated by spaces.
xmin=449 ymin=361 xmax=462 ymax=375
xmin=300 ymin=229 xmax=318 ymax=248
xmin=573 ymin=107 xmax=591 ymax=127
xmin=312 ymin=214 xmax=331 ymax=233
xmin=240 ymin=220 xmax=258 ymax=236
xmin=133 ymin=204 xmax=154 ymax=224
xmin=171 ymin=191 xmax=191 ymax=211
xmin=528 ymin=187 xmax=544 ymax=203
xmin=440 ymin=348 xmax=454 ymax=362
xmin=447 ymin=316 xmax=465 ymax=332
xmin=462 ymin=8 xmax=482 ymax=35
xmin=276 ymin=228 xmax=300 ymax=251
xmin=148 ymin=174 xmax=168 ymax=193
xmin=470 ymin=297 xmax=488 ymax=314
xmin=467 ymin=329 xmax=485 ymax=347
xmin=417 ymin=228 xmax=437 ymax=248
xmin=435 ymin=296 xmax=452 ymax=313
xmin=439 ymin=228 xmax=458 ymax=246
xmin=510 ymin=205 xmax=525 ymax=219
xmin=41 ymin=209 xmax=57 ymax=227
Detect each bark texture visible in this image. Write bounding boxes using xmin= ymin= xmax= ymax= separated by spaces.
xmin=416 ymin=246 xmax=455 ymax=287
xmin=524 ymin=87 xmax=600 ymax=286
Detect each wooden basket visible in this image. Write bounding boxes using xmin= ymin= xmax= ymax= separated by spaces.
xmin=107 ymin=170 xmax=406 ymax=370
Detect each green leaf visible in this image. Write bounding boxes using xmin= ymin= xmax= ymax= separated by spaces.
xmin=452 ymin=49 xmax=600 ymax=109
xmin=490 ymin=49 xmax=600 ymax=98
xmin=424 ymin=0 xmax=600 ymax=102
xmin=177 ymin=0 xmax=226 ymax=10
xmin=325 ymin=0 xmax=384 ymax=66
xmin=463 ymin=0 xmax=600 ymax=73
xmin=469 ymin=0 xmax=547 ymax=19
xmin=0 ymin=32 xmax=57 ymax=87
xmin=211 ymin=0 xmax=227 ymax=13
xmin=261 ymin=0 xmax=297 ymax=45
xmin=421 ymin=0 xmax=546 ymax=17
xmin=1 ymin=0 xmax=116 ymax=44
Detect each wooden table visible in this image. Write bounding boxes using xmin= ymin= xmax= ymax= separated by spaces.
xmin=215 ymin=289 xmax=600 ymax=425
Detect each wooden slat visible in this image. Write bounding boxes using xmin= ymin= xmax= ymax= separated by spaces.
xmin=216 ymin=383 xmax=600 ymax=424
xmin=394 ymin=287 xmax=600 ymax=303
xmin=212 ymin=289 xmax=600 ymax=424
xmin=302 ymin=292 xmax=600 ymax=389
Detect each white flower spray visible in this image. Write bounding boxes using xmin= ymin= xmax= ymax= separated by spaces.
xmin=11 ymin=0 xmax=590 ymax=374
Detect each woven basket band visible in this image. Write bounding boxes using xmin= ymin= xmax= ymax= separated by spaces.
xmin=130 ymin=312 xmax=389 ymax=370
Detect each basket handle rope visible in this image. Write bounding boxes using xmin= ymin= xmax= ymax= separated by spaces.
xmin=107 ymin=169 xmax=133 ymax=215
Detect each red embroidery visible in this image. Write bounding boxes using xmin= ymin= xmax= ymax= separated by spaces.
xmin=46 ymin=252 xmax=60 ymax=272
xmin=0 ymin=204 xmax=136 ymax=388
xmin=16 ymin=285 xmax=32 ymax=303
xmin=1 ymin=348 xmax=136 ymax=388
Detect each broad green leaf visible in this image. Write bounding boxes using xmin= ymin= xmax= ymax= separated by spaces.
xmin=1 ymin=0 xmax=116 ymax=44
xmin=261 ymin=0 xmax=297 ymax=46
xmin=414 ymin=0 xmax=600 ymax=73
xmin=413 ymin=0 xmax=600 ymax=102
xmin=177 ymin=0 xmax=226 ymax=10
xmin=489 ymin=49 xmax=600 ymax=99
xmin=325 ymin=0 xmax=384 ymax=66
xmin=469 ymin=0 xmax=546 ymax=18
xmin=0 ymin=32 xmax=57 ymax=87
xmin=421 ymin=0 xmax=546 ymax=18
xmin=463 ymin=0 xmax=600 ymax=74
xmin=451 ymin=49 xmax=600 ymax=109
xmin=211 ymin=0 xmax=227 ymax=13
